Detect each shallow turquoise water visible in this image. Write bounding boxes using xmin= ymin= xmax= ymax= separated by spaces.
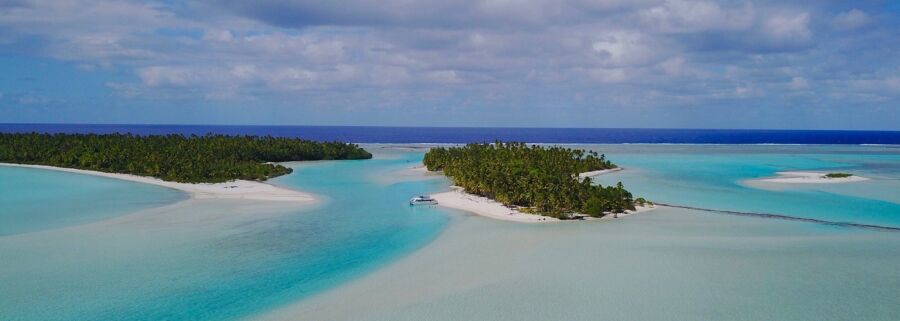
xmin=0 ymin=150 xmax=450 ymax=321
xmin=588 ymin=145 xmax=900 ymax=228
xmin=2 ymin=145 xmax=899 ymax=321
xmin=275 ymin=206 xmax=900 ymax=321
xmin=256 ymin=146 xmax=900 ymax=321
xmin=0 ymin=165 xmax=187 ymax=235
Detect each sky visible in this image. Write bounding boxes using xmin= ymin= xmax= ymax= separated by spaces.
xmin=0 ymin=0 xmax=898 ymax=129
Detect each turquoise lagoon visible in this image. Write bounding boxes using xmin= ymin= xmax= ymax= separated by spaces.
xmin=264 ymin=207 xmax=900 ymax=321
xmin=2 ymin=145 xmax=900 ymax=321
xmin=0 ymin=165 xmax=187 ymax=235
xmin=588 ymin=144 xmax=900 ymax=228
xmin=262 ymin=145 xmax=900 ymax=321
xmin=0 ymin=149 xmax=449 ymax=321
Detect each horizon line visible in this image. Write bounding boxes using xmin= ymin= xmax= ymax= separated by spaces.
xmin=3 ymin=123 xmax=900 ymax=133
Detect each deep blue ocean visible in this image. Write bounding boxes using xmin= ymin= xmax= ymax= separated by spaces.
xmin=2 ymin=123 xmax=900 ymax=144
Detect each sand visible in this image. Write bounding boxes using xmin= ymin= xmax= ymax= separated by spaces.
xmin=0 ymin=163 xmax=316 ymax=203
xmin=408 ymin=165 xmax=433 ymax=173
xmin=429 ymin=165 xmax=651 ymax=223
xmin=255 ymin=206 xmax=900 ymax=321
xmin=430 ymin=187 xmax=559 ymax=223
xmin=578 ymin=167 xmax=623 ymax=179
xmin=432 ymin=188 xmax=654 ymax=223
xmin=756 ymin=171 xmax=869 ymax=184
xmin=601 ymin=203 xmax=656 ymax=219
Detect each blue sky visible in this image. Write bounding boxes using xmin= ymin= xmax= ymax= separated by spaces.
xmin=1 ymin=0 xmax=898 ymax=129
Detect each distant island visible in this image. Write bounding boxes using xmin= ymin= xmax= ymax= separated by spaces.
xmin=0 ymin=133 xmax=372 ymax=183
xmin=424 ymin=142 xmax=642 ymax=219
xmin=751 ymin=171 xmax=868 ymax=184
xmin=824 ymin=172 xmax=853 ymax=178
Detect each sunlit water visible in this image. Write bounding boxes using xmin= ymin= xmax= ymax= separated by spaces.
xmin=2 ymin=145 xmax=899 ymax=321
xmin=0 ymin=165 xmax=187 ymax=235
xmin=264 ymin=206 xmax=900 ymax=321
xmin=588 ymin=145 xmax=900 ymax=227
xmin=0 ymin=150 xmax=449 ymax=321
xmin=259 ymin=145 xmax=900 ymax=321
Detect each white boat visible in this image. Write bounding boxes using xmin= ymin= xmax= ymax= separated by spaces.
xmin=409 ymin=195 xmax=438 ymax=206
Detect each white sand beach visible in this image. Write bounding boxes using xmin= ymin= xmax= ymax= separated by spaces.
xmin=578 ymin=167 xmax=623 ymax=179
xmin=430 ymin=187 xmax=559 ymax=223
xmin=0 ymin=163 xmax=316 ymax=203
xmin=602 ymin=203 xmax=656 ymax=219
xmin=407 ymin=165 xmax=552 ymax=222
xmin=429 ymin=165 xmax=651 ymax=223
xmin=432 ymin=188 xmax=654 ymax=223
xmin=756 ymin=171 xmax=869 ymax=184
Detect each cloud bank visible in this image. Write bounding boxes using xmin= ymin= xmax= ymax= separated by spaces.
xmin=0 ymin=0 xmax=897 ymax=128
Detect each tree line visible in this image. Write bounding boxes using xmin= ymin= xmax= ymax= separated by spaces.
xmin=0 ymin=133 xmax=372 ymax=183
xmin=423 ymin=142 xmax=639 ymax=219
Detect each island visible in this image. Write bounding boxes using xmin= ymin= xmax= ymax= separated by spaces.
xmin=752 ymin=171 xmax=869 ymax=184
xmin=824 ymin=172 xmax=853 ymax=178
xmin=0 ymin=133 xmax=372 ymax=183
xmin=423 ymin=142 xmax=647 ymax=220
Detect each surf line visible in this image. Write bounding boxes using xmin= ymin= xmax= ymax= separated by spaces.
xmin=656 ymin=203 xmax=900 ymax=232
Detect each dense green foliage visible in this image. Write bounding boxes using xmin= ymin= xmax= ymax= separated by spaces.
xmin=424 ymin=142 xmax=636 ymax=219
xmin=0 ymin=133 xmax=371 ymax=183
xmin=824 ymin=172 xmax=853 ymax=178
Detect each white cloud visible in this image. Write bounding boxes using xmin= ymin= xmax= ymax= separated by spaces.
xmin=0 ymin=0 xmax=895 ymax=118
xmin=138 ymin=66 xmax=194 ymax=87
xmin=0 ymin=91 xmax=54 ymax=106
xmin=0 ymin=0 xmax=180 ymax=64
xmin=734 ymin=86 xmax=751 ymax=98
xmin=637 ymin=0 xmax=753 ymax=33
xmin=659 ymin=57 xmax=686 ymax=75
xmin=587 ymin=68 xmax=630 ymax=84
xmin=203 ymin=29 xmax=234 ymax=42
xmin=591 ymin=31 xmax=668 ymax=67
xmin=846 ymin=76 xmax=900 ymax=96
xmin=762 ymin=12 xmax=811 ymax=42
xmin=788 ymin=76 xmax=809 ymax=90
xmin=833 ymin=9 xmax=871 ymax=31
xmin=427 ymin=70 xmax=462 ymax=84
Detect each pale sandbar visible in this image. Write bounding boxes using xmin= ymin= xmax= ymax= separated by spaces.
xmin=0 ymin=163 xmax=316 ymax=203
xmin=430 ymin=187 xmax=559 ymax=223
xmin=755 ymin=171 xmax=869 ymax=184
xmin=578 ymin=167 xmax=623 ymax=179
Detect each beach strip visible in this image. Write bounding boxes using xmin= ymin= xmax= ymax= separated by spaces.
xmin=0 ymin=163 xmax=316 ymax=203
xmin=578 ymin=167 xmax=623 ymax=179
xmin=756 ymin=171 xmax=869 ymax=184
xmin=430 ymin=188 xmax=558 ymax=223
xmin=431 ymin=168 xmax=652 ymax=223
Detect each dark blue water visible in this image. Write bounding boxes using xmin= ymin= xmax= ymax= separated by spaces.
xmin=2 ymin=124 xmax=900 ymax=144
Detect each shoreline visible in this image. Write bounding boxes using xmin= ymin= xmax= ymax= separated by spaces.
xmin=409 ymin=165 xmax=435 ymax=173
xmin=578 ymin=167 xmax=623 ymax=179
xmin=754 ymin=171 xmax=869 ymax=184
xmin=429 ymin=167 xmax=653 ymax=223
xmin=431 ymin=188 xmax=655 ymax=223
xmin=430 ymin=187 xmax=560 ymax=223
xmin=0 ymin=163 xmax=316 ymax=203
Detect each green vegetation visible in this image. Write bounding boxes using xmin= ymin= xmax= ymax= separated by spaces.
xmin=635 ymin=197 xmax=652 ymax=207
xmin=424 ymin=142 xmax=637 ymax=219
xmin=824 ymin=172 xmax=853 ymax=178
xmin=0 ymin=133 xmax=371 ymax=183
